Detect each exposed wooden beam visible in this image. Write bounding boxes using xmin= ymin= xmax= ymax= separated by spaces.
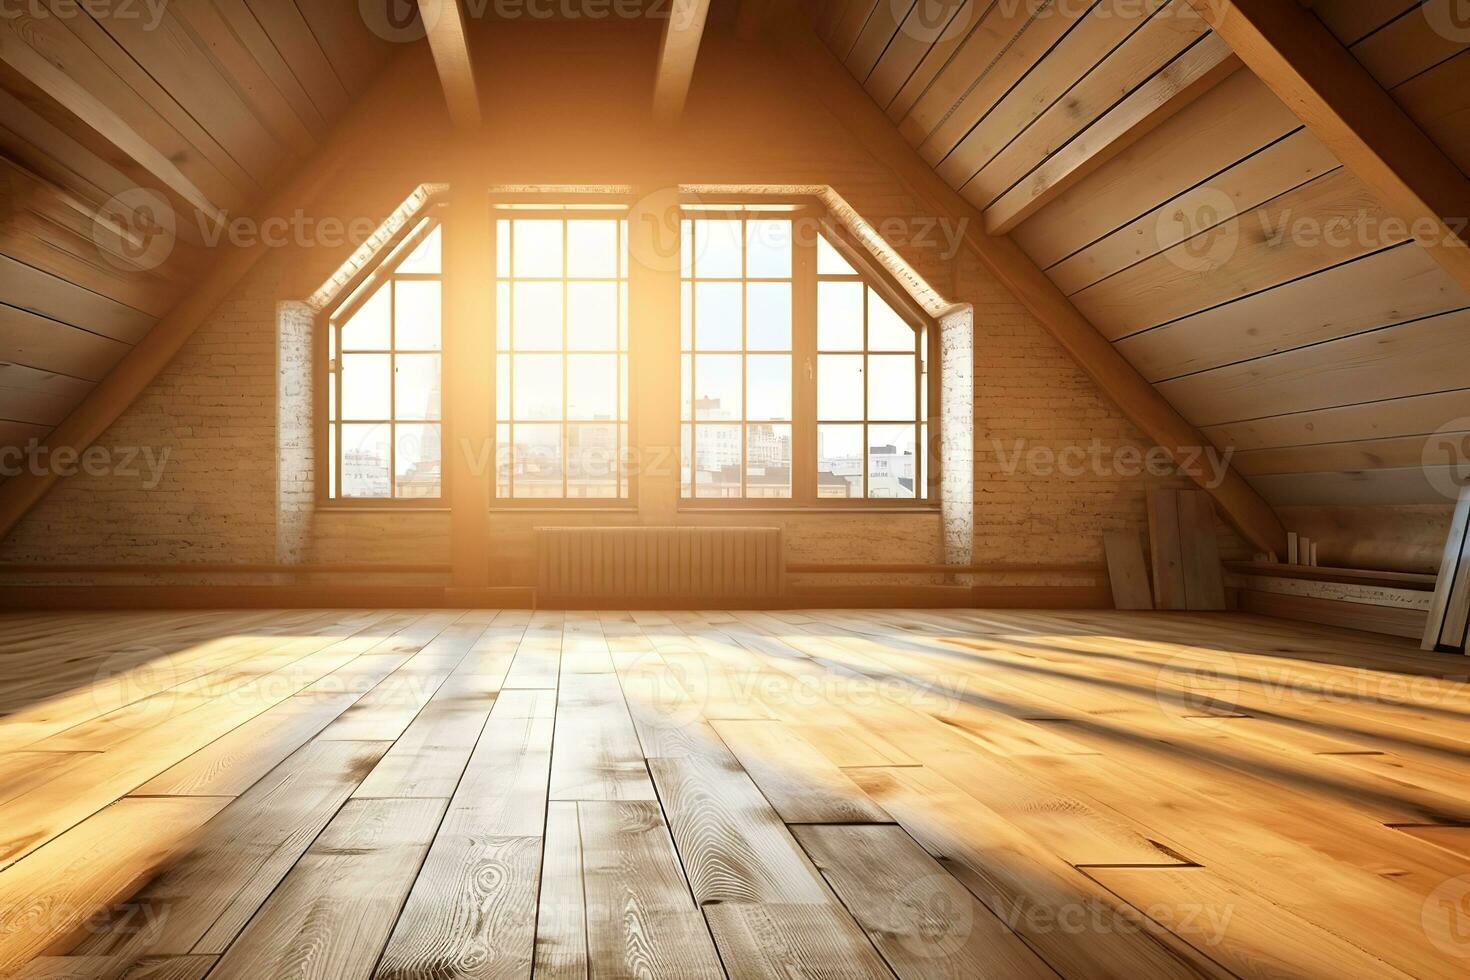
xmin=779 ymin=8 xmax=1287 ymax=555
xmin=0 ymin=18 xmax=223 ymax=224
xmin=0 ymin=54 xmax=421 ymax=543
xmin=1185 ymin=0 xmax=1470 ymax=294
xmin=984 ymin=35 xmax=1242 ymax=234
xmin=653 ymin=0 xmax=712 ymax=125
xmin=418 ymin=0 xmax=481 ymax=130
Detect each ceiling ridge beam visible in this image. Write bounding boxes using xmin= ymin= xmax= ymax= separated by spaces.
xmin=653 ymin=0 xmax=713 ymax=125
xmin=419 ymin=0 xmax=481 ymax=130
xmin=0 ymin=51 xmax=422 ymax=543
xmin=1185 ymin=0 xmax=1470 ymax=294
xmin=780 ymin=7 xmax=1286 ymax=555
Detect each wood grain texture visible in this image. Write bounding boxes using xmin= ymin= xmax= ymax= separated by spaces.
xmin=1 ymin=609 xmax=1468 ymax=977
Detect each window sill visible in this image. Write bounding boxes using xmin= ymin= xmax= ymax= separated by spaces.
xmin=488 ymin=506 xmax=641 ymax=515
xmin=315 ymin=505 xmax=451 ymax=514
xmin=677 ymin=503 xmax=940 ymax=515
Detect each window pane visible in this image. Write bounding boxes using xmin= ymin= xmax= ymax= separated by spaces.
xmin=818 ymin=355 xmax=863 ymax=421
xmin=868 ymin=354 xmax=915 ymax=421
xmin=818 ymin=234 xmax=856 ymax=275
xmin=512 ymin=424 xmax=563 ymax=497
xmin=868 ymin=288 xmax=914 ymax=351
xmin=496 ymin=423 xmax=512 ymax=498
xmin=567 ymin=220 xmax=619 ymax=278
xmin=497 ymin=356 xmax=510 ymax=419
xmin=341 ymin=423 xmax=390 ymax=498
xmin=514 ymin=219 xmax=563 ymax=277
xmin=496 ymin=282 xmax=511 ymax=348
xmin=496 ymin=220 xmax=510 ymax=277
xmin=397 ymin=226 xmax=441 ymax=274
xmin=567 ymin=354 xmax=616 ymax=420
xmin=395 ymin=280 xmax=441 ymax=350
xmin=694 ymin=354 xmax=741 ymax=420
xmin=328 ymin=424 xmax=337 ymax=498
xmin=681 ymin=281 xmax=692 ymax=349
xmin=567 ymin=281 xmax=617 ymax=349
xmin=395 ymin=423 xmax=441 ymax=497
xmin=694 ymin=282 xmax=742 ymax=350
xmin=746 ymin=355 xmax=791 ymax=421
xmin=747 ymin=423 xmax=791 ymax=498
xmin=681 ymin=353 xmax=692 ymax=421
xmin=681 ymin=423 xmax=693 ymax=497
xmin=567 ymin=423 xmax=618 ymax=498
xmin=513 ymin=282 xmax=562 ymax=349
xmin=818 ymin=281 xmax=864 ymax=350
xmin=395 ymin=354 xmax=441 ymax=420
xmin=869 ymin=424 xmax=916 ymax=499
xmin=341 ymin=354 xmax=390 ymax=420
xmin=746 ymin=220 xmax=791 ymax=278
xmin=680 ymin=219 xmax=693 ymax=278
xmin=747 ymin=282 xmax=791 ymax=351
xmin=694 ymin=424 xmax=741 ymax=497
xmin=514 ymin=354 xmax=563 ymax=420
xmin=695 ymin=219 xmax=742 ymax=278
xmin=817 ymin=424 xmax=863 ymax=499
xmin=341 ymin=283 xmax=389 ymax=350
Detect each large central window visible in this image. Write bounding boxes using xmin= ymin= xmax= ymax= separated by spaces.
xmin=495 ymin=212 xmax=630 ymax=500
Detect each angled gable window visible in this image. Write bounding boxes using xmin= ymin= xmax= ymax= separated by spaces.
xmin=324 ymin=217 xmax=443 ymax=502
xmin=680 ymin=206 xmax=935 ymax=505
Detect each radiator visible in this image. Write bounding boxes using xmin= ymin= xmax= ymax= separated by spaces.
xmin=534 ymin=527 xmax=784 ymax=605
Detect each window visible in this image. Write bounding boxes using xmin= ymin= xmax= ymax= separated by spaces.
xmin=495 ymin=213 xmax=630 ymax=500
xmin=816 ymin=237 xmax=927 ymax=500
xmin=680 ymin=210 xmax=932 ymax=504
xmin=681 ymin=217 xmax=794 ymax=498
xmin=325 ymin=218 xmax=443 ymax=501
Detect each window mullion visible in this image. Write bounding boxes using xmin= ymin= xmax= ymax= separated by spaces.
xmin=793 ymin=232 xmax=817 ymax=504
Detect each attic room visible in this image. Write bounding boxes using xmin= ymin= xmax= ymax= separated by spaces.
xmin=0 ymin=0 xmax=1469 ymax=976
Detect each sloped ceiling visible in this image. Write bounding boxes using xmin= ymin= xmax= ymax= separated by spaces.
xmin=0 ymin=1 xmax=394 ymax=453
xmin=818 ymin=0 xmax=1470 ymax=516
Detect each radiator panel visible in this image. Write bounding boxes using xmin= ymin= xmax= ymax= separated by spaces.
xmin=535 ymin=527 xmax=784 ymax=605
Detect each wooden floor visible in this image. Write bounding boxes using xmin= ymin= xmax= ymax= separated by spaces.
xmin=0 ymin=609 xmax=1468 ymax=979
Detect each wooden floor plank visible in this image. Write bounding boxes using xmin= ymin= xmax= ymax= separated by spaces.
xmin=208 ymin=798 xmax=445 ymax=980
xmin=710 ymin=719 xmax=891 ymax=823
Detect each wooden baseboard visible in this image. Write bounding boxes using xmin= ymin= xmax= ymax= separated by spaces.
xmin=1235 ymin=589 xmax=1428 ymax=639
xmin=0 ymin=583 xmax=1114 ymax=611
xmin=0 ymin=585 xmax=533 ymax=611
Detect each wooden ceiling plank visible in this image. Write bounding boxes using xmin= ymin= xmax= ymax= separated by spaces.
xmin=884 ymin=0 xmax=980 ymax=122
xmin=418 ymin=0 xmax=482 ymax=131
xmin=244 ymin=0 xmax=351 ymax=121
xmin=780 ymin=7 xmax=1287 ymax=554
xmin=0 ymin=51 xmax=419 ymax=541
xmin=0 ymin=20 xmax=227 ymax=225
xmin=983 ymin=34 xmax=1243 ymax=234
xmin=295 ymin=1 xmax=394 ymax=94
xmin=0 ymin=304 xmax=131 ymax=383
xmin=0 ymin=254 xmax=154 ymax=345
xmin=929 ymin=0 xmax=1167 ymax=180
xmin=653 ymin=0 xmax=713 ymax=125
xmin=212 ymin=0 xmax=329 ymax=134
xmin=1187 ymin=0 xmax=1470 ymax=294
xmin=171 ymin=0 xmax=319 ymax=159
xmin=29 ymin=1 xmax=258 ymax=205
